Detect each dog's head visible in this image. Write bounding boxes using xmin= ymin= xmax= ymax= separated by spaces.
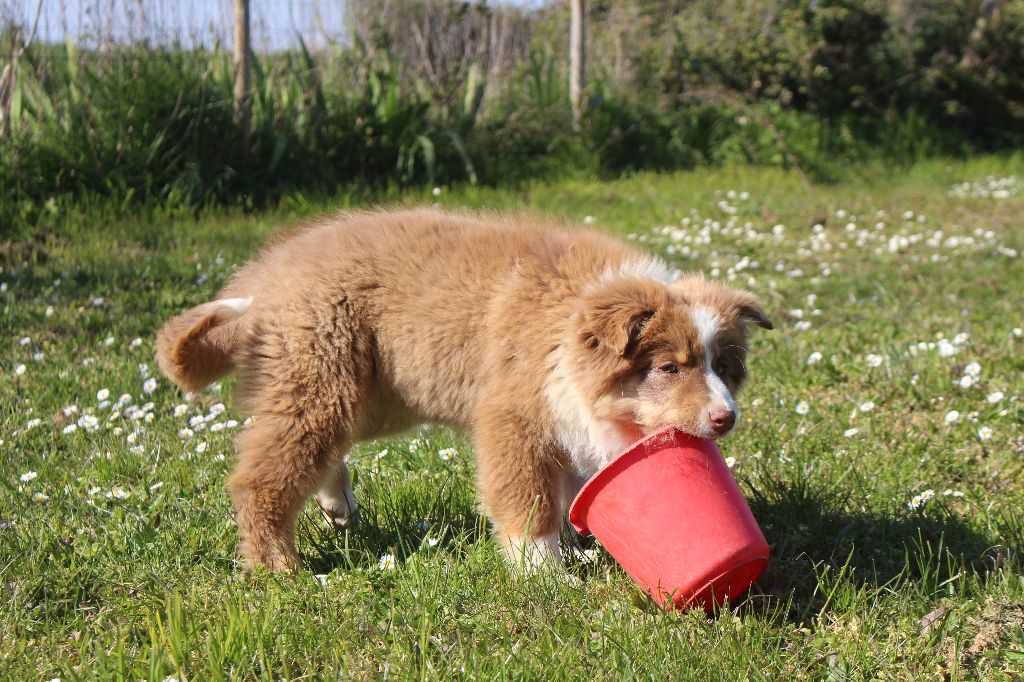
xmin=570 ymin=274 xmax=772 ymax=443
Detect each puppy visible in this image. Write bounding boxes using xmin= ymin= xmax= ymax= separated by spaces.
xmin=156 ymin=208 xmax=772 ymax=570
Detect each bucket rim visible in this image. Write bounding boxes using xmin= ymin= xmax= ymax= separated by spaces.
xmin=567 ymin=425 xmax=719 ymax=535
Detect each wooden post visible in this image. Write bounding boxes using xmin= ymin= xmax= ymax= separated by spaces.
xmin=569 ymin=0 xmax=586 ymax=128
xmin=0 ymin=0 xmax=44 ymax=139
xmin=233 ymin=0 xmax=252 ymax=153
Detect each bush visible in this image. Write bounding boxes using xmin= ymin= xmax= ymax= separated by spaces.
xmin=3 ymin=0 xmax=1024 ymax=230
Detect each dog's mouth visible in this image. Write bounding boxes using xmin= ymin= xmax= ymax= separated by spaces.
xmin=640 ymin=422 xmax=733 ymax=442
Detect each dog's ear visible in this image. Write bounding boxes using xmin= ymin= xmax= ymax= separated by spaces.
xmin=674 ymin=275 xmax=773 ymax=331
xmin=578 ymin=281 xmax=662 ymax=356
xmin=734 ymin=292 xmax=773 ymax=330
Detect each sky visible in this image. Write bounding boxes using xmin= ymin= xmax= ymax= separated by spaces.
xmin=3 ymin=0 xmax=547 ymax=52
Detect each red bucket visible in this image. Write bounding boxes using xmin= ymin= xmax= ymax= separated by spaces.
xmin=569 ymin=426 xmax=768 ymax=612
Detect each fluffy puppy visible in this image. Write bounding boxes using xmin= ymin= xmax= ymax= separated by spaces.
xmin=156 ymin=208 xmax=772 ymax=570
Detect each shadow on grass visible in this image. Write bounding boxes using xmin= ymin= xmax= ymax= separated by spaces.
xmin=300 ymin=469 xmax=486 ymax=575
xmin=297 ymin=462 xmax=1018 ymax=624
xmin=739 ymin=471 xmax=1020 ymax=622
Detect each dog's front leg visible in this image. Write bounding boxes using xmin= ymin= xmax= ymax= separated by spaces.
xmin=473 ymin=405 xmax=570 ymax=571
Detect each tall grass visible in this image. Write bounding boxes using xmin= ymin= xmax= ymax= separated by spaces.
xmin=3 ymin=0 xmax=1024 ymax=234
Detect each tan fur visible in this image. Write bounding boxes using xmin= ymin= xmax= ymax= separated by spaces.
xmin=155 ymin=208 xmax=771 ymax=570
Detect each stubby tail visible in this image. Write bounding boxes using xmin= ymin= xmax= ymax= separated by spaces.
xmin=156 ymin=296 xmax=252 ymax=393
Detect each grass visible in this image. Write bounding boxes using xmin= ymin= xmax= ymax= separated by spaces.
xmin=2 ymin=155 xmax=1024 ymax=679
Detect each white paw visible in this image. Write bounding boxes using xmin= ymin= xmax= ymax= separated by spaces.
xmin=315 ymin=486 xmax=358 ymax=529
xmin=504 ymin=532 xmax=562 ymax=573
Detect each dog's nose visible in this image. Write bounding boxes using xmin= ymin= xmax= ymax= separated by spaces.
xmin=708 ymin=408 xmax=736 ymax=434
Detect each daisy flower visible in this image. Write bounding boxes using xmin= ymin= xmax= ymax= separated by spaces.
xmin=31 ymin=492 xmax=50 ymax=503
xmin=724 ymin=456 xmax=736 ymax=468
xmin=378 ymin=553 xmax=397 ymax=570
xmin=859 ymin=401 xmax=876 ymax=412
xmin=794 ymin=401 xmax=809 ymax=415
xmin=978 ymin=426 xmax=993 ymax=441
xmin=806 ymin=351 xmax=823 ymax=365
xmin=19 ymin=471 xmax=38 ymax=483
xmin=844 ymin=428 xmax=860 ymax=438
xmin=143 ymin=378 xmax=157 ymax=394
xmin=865 ymin=354 xmax=884 ymax=367
xmin=438 ymin=447 xmax=457 ymax=461
xmin=944 ymin=410 xmax=960 ymax=424
xmin=96 ymin=388 xmax=110 ymax=401
xmin=987 ymin=391 xmax=1004 ymax=404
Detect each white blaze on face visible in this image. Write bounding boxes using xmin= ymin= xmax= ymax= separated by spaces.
xmin=690 ymin=307 xmax=739 ymax=425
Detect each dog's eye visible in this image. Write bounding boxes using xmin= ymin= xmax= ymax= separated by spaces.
xmin=658 ymin=363 xmax=679 ymax=374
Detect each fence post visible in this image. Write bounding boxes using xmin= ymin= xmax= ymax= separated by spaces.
xmin=569 ymin=0 xmax=586 ymax=129
xmin=233 ymin=0 xmax=252 ymax=154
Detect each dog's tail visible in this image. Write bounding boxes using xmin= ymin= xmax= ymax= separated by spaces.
xmin=156 ymin=296 xmax=252 ymax=393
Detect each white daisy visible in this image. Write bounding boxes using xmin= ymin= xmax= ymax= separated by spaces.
xmin=795 ymin=401 xmax=809 ymax=415
xmin=378 ymin=553 xmax=397 ymax=570
xmin=19 ymin=471 xmax=38 ymax=482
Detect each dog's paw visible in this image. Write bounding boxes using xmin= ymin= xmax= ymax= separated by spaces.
xmin=315 ymin=490 xmax=358 ymax=530
xmin=502 ymin=532 xmax=563 ymax=575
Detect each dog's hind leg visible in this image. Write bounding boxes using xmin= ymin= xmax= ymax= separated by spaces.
xmin=228 ymin=302 xmax=370 ymax=571
xmin=315 ymin=459 xmax=358 ymax=529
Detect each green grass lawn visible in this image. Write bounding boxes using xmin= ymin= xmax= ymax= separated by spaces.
xmin=3 ymin=157 xmax=1024 ymax=680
